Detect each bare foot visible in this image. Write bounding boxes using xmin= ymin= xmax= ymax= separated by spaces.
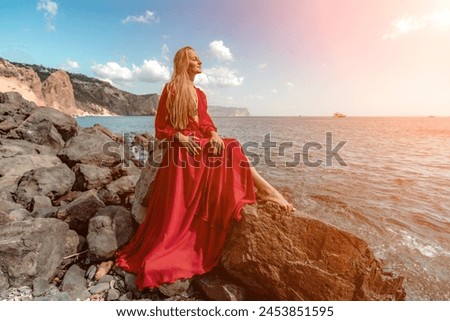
xmin=256 ymin=187 xmax=295 ymax=212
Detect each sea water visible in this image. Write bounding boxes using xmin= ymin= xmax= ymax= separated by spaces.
xmin=77 ymin=115 xmax=450 ymax=300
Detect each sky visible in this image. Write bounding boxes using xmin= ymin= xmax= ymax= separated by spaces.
xmin=1 ymin=0 xmax=450 ymax=116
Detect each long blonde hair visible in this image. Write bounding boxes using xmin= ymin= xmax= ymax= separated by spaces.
xmin=166 ymin=46 xmax=197 ymax=130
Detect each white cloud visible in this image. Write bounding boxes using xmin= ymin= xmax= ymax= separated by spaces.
xmin=196 ymin=67 xmax=243 ymax=88
xmin=122 ymin=10 xmax=159 ymax=24
xmin=258 ymin=62 xmax=267 ymax=70
xmin=91 ymin=62 xmax=133 ymax=82
xmin=36 ymin=0 xmax=58 ymax=31
xmin=208 ymin=40 xmax=234 ymax=61
xmin=162 ymin=44 xmax=170 ymax=61
xmin=132 ymin=59 xmax=170 ymax=83
xmin=61 ymin=59 xmax=80 ymax=70
xmin=287 ymin=82 xmax=295 ymax=88
xmin=382 ymin=9 xmax=450 ymax=40
xmin=271 ymin=88 xmax=277 ymax=93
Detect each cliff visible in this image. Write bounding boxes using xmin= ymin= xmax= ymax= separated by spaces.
xmin=0 ymin=58 xmax=250 ymax=118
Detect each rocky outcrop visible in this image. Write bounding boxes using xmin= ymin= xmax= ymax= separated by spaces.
xmin=42 ymin=70 xmax=79 ymax=115
xmin=209 ymin=105 xmax=250 ymax=117
xmin=221 ymin=204 xmax=405 ymax=300
xmin=0 ymin=91 xmax=404 ymax=301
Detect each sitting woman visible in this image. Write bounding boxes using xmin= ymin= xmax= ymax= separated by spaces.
xmin=115 ymin=46 xmax=294 ymax=290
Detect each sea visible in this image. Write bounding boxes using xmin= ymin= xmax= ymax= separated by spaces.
xmin=77 ymin=115 xmax=450 ymax=300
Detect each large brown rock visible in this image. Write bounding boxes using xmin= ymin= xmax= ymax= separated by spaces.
xmin=221 ymin=204 xmax=406 ymax=301
xmin=42 ymin=70 xmax=79 ymax=116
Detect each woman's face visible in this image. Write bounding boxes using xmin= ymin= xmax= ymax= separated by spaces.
xmin=186 ymin=49 xmax=202 ymax=78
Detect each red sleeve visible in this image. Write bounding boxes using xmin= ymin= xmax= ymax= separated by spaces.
xmin=155 ymin=84 xmax=177 ymax=140
xmin=198 ymin=90 xmax=217 ymax=137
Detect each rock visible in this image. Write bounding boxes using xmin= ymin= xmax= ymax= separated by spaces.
xmin=87 ymin=206 xmax=134 ymax=260
xmin=0 ymin=211 xmax=13 ymax=226
xmin=0 ymin=176 xmax=19 ymax=202
xmin=85 ymin=265 xmax=97 ymax=282
xmin=94 ymin=261 xmax=114 ymax=281
xmin=14 ymin=163 xmax=75 ymax=210
xmin=8 ymin=208 xmax=31 ymax=222
xmin=195 ymin=273 xmax=246 ymax=301
xmin=97 ymin=188 xmax=122 ymax=206
xmin=61 ymin=265 xmax=90 ymax=300
xmin=56 ymin=189 xmax=105 ymax=235
xmin=9 ymin=114 xmax=65 ymax=151
xmin=89 ymin=282 xmax=110 ymax=294
xmin=131 ymin=142 xmax=165 ymax=223
xmin=159 ymin=279 xmax=191 ymax=297
xmin=221 ymin=203 xmax=406 ymax=301
xmin=58 ymin=128 xmax=124 ymax=168
xmin=107 ymin=288 xmax=121 ymax=301
xmin=32 ymin=277 xmax=52 ymax=297
xmin=0 ymin=218 xmax=75 ymax=291
xmin=106 ymin=175 xmax=139 ymax=196
xmin=42 ymin=70 xmax=80 ymax=117
xmin=72 ymin=164 xmax=112 ymax=191
xmin=0 ymin=200 xmax=23 ymax=214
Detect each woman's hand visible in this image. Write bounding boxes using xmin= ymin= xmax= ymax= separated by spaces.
xmin=209 ymin=131 xmax=225 ymax=155
xmin=175 ymin=133 xmax=201 ymax=156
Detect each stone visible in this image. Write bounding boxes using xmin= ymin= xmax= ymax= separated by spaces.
xmin=94 ymin=261 xmax=114 ymax=281
xmin=221 ymin=203 xmax=406 ymax=301
xmin=195 ymin=273 xmax=246 ymax=301
xmin=89 ymin=282 xmax=110 ymax=294
xmin=72 ymin=163 xmax=112 ymax=191
xmin=106 ymin=288 xmax=121 ymax=301
xmin=56 ymin=189 xmax=105 ymax=235
xmin=0 ymin=218 xmax=73 ymax=291
xmin=14 ymin=163 xmax=75 ymax=210
xmin=61 ymin=264 xmax=90 ymax=300
xmin=57 ymin=128 xmax=124 ymax=168
xmin=87 ymin=206 xmax=134 ymax=260
xmin=158 ymin=279 xmax=191 ymax=297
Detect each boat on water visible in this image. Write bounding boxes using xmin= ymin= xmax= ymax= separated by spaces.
xmin=333 ymin=112 xmax=346 ymax=118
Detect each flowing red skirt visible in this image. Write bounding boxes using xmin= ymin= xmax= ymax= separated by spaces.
xmin=115 ymin=138 xmax=256 ymax=290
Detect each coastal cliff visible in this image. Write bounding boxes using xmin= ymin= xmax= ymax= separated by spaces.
xmin=0 ymin=58 xmax=250 ymax=118
xmin=0 ymin=92 xmax=405 ymax=301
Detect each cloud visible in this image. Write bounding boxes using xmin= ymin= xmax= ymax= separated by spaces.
xmin=122 ymin=10 xmax=159 ymax=24
xmin=36 ymin=0 xmax=58 ymax=31
xmin=132 ymin=59 xmax=170 ymax=83
xmin=208 ymin=40 xmax=234 ymax=61
xmin=287 ymin=81 xmax=295 ymax=88
xmin=382 ymin=9 xmax=450 ymax=40
xmin=162 ymin=44 xmax=170 ymax=61
xmin=61 ymin=59 xmax=80 ymax=70
xmin=91 ymin=62 xmax=133 ymax=83
xmin=258 ymin=63 xmax=268 ymax=70
xmin=196 ymin=67 xmax=244 ymax=88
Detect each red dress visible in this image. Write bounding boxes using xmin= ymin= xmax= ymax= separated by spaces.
xmin=115 ymin=85 xmax=256 ymax=289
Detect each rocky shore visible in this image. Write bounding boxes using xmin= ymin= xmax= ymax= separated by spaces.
xmin=0 ymin=91 xmax=406 ymax=301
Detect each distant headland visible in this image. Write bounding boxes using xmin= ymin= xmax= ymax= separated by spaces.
xmin=0 ymin=58 xmax=250 ymax=118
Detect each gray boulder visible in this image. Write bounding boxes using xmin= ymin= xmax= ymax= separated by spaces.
xmin=58 ymin=128 xmax=124 ymax=168
xmin=87 ymin=206 xmax=134 ymax=261
xmin=14 ymin=164 xmax=75 ymax=210
xmin=0 ymin=218 xmax=77 ymax=292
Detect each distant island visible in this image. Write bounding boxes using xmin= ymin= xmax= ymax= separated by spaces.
xmin=0 ymin=58 xmax=250 ymax=117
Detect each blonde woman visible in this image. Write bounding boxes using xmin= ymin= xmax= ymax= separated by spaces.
xmin=116 ymin=46 xmax=293 ymax=290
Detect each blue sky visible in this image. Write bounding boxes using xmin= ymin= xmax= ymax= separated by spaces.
xmin=1 ymin=0 xmax=450 ymax=116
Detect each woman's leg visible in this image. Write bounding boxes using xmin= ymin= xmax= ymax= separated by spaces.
xmin=249 ymin=166 xmax=295 ymax=212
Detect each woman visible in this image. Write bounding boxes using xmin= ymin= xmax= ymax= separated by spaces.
xmin=115 ymin=46 xmax=293 ymax=290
